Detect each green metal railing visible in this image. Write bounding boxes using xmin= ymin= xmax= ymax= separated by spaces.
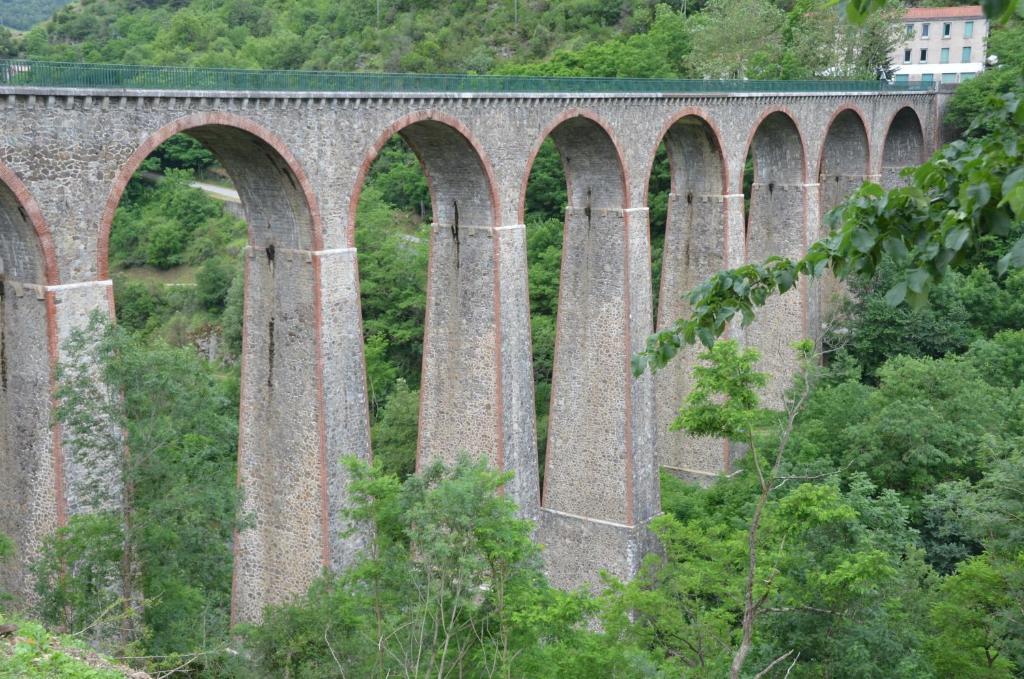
xmin=0 ymin=60 xmax=937 ymax=94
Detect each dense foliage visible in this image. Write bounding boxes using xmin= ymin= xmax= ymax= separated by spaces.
xmin=0 ymin=0 xmax=71 ymax=30
xmin=38 ymin=314 xmax=241 ymax=674
xmin=246 ymin=457 xmax=662 ymax=678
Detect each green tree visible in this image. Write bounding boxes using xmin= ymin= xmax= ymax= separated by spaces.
xmin=40 ymin=313 xmax=240 ymax=667
xmin=929 ymin=555 xmax=1017 ymax=677
xmin=685 ymin=0 xmax=785 ymax=79
xmin=945 ymin=17 xmax=1024 ymax=131
xmin=247 ymin=456 xmax=653 ymax=677
xmin=369 ymin=378 xmax=419 ymax=479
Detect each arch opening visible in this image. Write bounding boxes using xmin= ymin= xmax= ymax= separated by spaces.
xmin=881 ymin=107 xmax=925 ymax=189
xmin=0 ymin=171 xmax=57 ymax=607
xmin=95 ymin=118 xmax=325 ymax=634
xmin=742 ymin=111 xmax=809 ymax=409
xmin=648 ymin=115 xmax=729 ymax=480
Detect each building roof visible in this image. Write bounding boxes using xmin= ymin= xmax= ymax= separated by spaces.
xmin=904 ymin=5 xmax=985 ymax=20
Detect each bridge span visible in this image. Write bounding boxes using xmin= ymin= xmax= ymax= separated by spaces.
xmin=0 ymin=61 xmax=942 ymax=622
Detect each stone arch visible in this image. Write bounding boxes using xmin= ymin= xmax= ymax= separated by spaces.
xmin=98 ymin=112 xmax=324 ymax=276
xmin=647 ymin=112 xmax=730 ymax=481
xmin=0 ymin=161 xmax=64 ymax=604
xmin=742 ymin=109 xmax=809 ymax=408
xmin=349 ymin=112 xmax=500 ymax=247
xmin=881 ymin=106 xmax=925 ymax=188
xmin=529 ymin=112 xmax=657 ymax=592
xmin=645 ymin=109 xmax=728 ymax=204
xmin=745 ymin=109 xmax=807 ymax=190
xmin=743 ymin=109 xmax=807 ymax=260
xmin=519 ymin=111 xmax=630 ymax=223
xmin=0 ymin=164 xmax=59 ymax=285
xmin=818 ymin=106 xmax=871 ymax=211
xmin=351 ymin=112 xmax=507 ymax=481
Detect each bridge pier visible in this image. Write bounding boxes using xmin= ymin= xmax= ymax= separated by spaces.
xmin=234 ymin=245 xmax=372 ymax=624
xmin=539 ymin=205 xmax=658 ymax=590
xmin=652 ymin=116 xmax=733 ymax=483
xmin=745 ymin=181 xmax=813 ymax=407
xmin=416 ymin=220 xmax=540 ymax=518
xmin=0 ymin=279 xmax=118 ymax=605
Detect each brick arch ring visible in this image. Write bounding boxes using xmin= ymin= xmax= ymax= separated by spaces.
xmin=740 ymin=106 xmax=810 ymax=189
xmin=816 ymin=103 xmax=873 ymax=182
xmin=97 ymin=112 xmax=325 ymax=278
xmin=641 ymin=107 xmax=729 ymax=207
xmin=518 ymin=109 xmax=632 ymax=225
xmin=0 ymin=161 xmax=60 ymax=286
xmin=347 ymin=111 xmax=502 ymax=247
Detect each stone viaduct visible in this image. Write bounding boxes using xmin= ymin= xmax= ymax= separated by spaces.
xmin=0 ymin=62 xmax=941 ymax=623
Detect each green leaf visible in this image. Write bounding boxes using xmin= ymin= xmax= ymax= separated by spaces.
xmin=907 ymin=268 xmax=930 ymax=294
xmin=984 ymin=207 xmax=1012 ymax=236
xmin=882 ymin=237 xmax=908 ymax=261
xmin=1002 ymin=168 xmax=1024 ymax=199
xmin=884 ymin=281 xmax=907 ymax=307
xmin=696 ymin=326 xmax=716 ymax=349
xmin=999 ymin=238 xmax=1024 ymax=276
xmin=851 ymin=228 xmax=876 ymax=253
xmin=775 ymin=268 xmax=795 ymax=293
xmin=966 ymin=181 xmax=992 ymax=210
xmin=943 ymin=227 xmax=969 ymax=251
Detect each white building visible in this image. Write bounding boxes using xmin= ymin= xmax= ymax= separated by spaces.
xmin=891 ymin=5 xmax=988 ymax=84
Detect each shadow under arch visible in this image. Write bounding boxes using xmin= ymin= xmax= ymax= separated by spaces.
xmin=646 ymin=112 xmax=731 ymax=481
xmin=742 ymin=109 xmax=809 ymax=408
xmin=532 ymin=111 xmax=631 ymax=517
xmin=881 ymin=106 xmax=925 ymax=189
xmin=348 ymin=112 xmax=500 ymax=247
xmin=816 ymin=107 xmax=872 ymax=333
xmin=518 ymin=110 xmax=630 ymax=224
xmin=0 ymin=161 xmax=65 ymax=605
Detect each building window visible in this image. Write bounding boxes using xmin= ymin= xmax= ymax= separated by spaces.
xmin=943 ymin=22 xmax=952 ymax=38
xmin=941 ymin=47 xmax=950 ymax=63
xmin=964 ymin=21 xmax=974 ymax=38
xmin=962 ymin=46 xmax=972 ymax=62
xmin=922 ymin=73 xmax=935 ymax=83
xmin=895 ymin=74 xmax=909 ymax=83
xmin=942 ymin=72 xmax=957 ymax=83
xmin=905 ymin=23 xmax=914 ymax=37
xmin=920 ymin=48 xmax=928 ymax=62
xmin=922 ymin=23 xmax=930 ymax=38
xmin=904 ymin=48 xmax=912 ymax=63
xmin=961 ymin=72 xmax=976 ymax=81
